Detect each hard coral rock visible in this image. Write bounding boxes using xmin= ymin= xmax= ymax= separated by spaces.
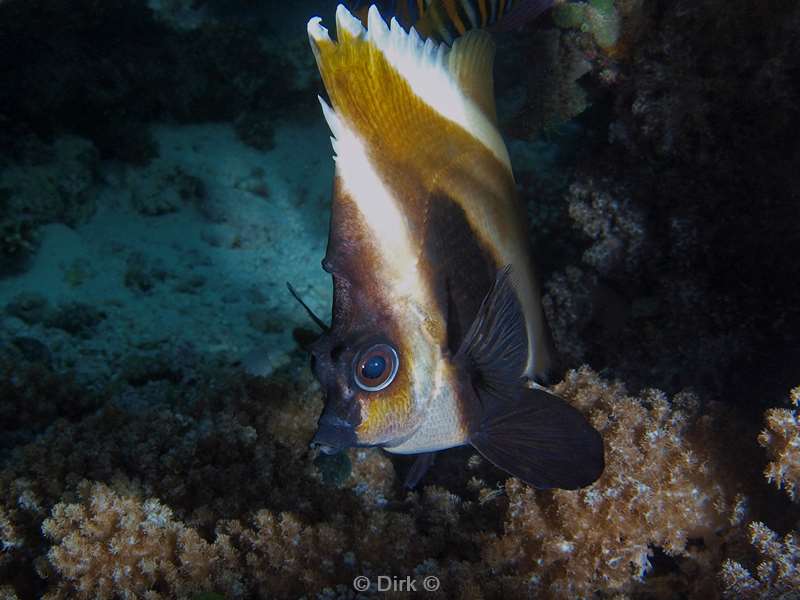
xmin=44 ymin=302 xmax=106 ymax=339
xmin=0 ymin=219 xmax=39 ymax=277
xmin=4 ymin=292 xmax=49 ymax=325
xmin=127 ymin=162 xmax=207 ymax=217
xmin=0 ymin=136 xmax=97 ymax=227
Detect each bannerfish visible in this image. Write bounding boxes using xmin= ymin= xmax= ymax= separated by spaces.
xmin=348 ymin=0 xmax=556 ymax=43
xmin=303 ymin=4 xmax=604 ymax=489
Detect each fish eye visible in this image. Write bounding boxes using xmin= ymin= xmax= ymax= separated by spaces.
xmin=353 ymin=343 xmax=399 ymax=392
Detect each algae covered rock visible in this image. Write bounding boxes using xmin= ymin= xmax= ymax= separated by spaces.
xmin=552 ymin=0 xmax=622 ymax=50
xmin=0 ymin=136 xmax=98 ymax=277
xmin=0 ymin=136 xmax=98 ymax=227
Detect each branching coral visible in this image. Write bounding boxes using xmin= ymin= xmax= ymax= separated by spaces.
xmin=758 ymin=386 xmax=800 ymax=502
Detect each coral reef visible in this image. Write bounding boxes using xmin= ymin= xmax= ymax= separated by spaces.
xmin=480 ymin=367 xmax=753 ymax=598
xmin=499 ymin=27 xmax=591 ymax=138
xmin=124 ymin=252 xmax=172 ymax=294
xmin=44 ymin=302 xmax=107 ymax=339
xmin=4 ymin=293 xmax=49 ymax=326
xmin=3 ymin=357 xmax=790 ymax=599
xmin=0 ymin=349 xmax=105 ymax=451
xmin=128 ymin=164 xmax=207 ymax=217
xmin=0 ymin=136 xmax=98 ymax=227
xmin=531 ymin=0 xmax=800 ymax=399
xmin=0 ymin=136 xmax=97 ymax=276
xmin=565 ymin=179 xmax=645 ymax=276
xmin=719 ymin=385 xmax=800 ymax=598
xmin=0 ymin=219 xmax=39 ymax=277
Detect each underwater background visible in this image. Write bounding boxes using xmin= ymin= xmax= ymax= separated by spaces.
xmin=0 ymin=0 xmax=798 ymax=598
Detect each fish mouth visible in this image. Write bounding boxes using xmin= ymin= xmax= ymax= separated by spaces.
xmin=310 ymin=412 xmax=357 ymax=455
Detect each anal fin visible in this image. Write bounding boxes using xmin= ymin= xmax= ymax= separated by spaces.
xmin=403 ymin=452 xmax=437 ymax=489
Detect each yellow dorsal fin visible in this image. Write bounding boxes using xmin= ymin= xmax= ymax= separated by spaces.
xmin=448 ymin=29 xmax=499 ymax=125
xmin=307 ymin=4 xmax=510 ymax=172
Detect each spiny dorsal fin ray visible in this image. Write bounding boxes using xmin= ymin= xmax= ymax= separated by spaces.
xmin=307 ymin=4 xmax=510 ymax=173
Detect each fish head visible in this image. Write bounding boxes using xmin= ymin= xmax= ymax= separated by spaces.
xmin=309 ymin=273 xmax=441 ymax=454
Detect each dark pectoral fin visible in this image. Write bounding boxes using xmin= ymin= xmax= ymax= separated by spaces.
xmin=402 ymin=452 xmax=437 ymax=489
xmin=457 ymin=265 xmax=604 ymax=489
xmin=470 ymin=387 xmax=604 ymax=490
xmin=455 ymin=265 xmax=528 ymax=399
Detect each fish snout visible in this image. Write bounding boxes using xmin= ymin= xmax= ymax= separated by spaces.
xmin=310 ymin=404 xmax=359 ymax=454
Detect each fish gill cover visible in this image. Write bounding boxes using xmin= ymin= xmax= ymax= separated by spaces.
xmin=0 ymin=0 xmax=798 ymax=598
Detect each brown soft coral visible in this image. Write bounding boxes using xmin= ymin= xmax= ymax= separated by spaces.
xmin=566 ymin=179 xmax=646 ymax=276
xmin=220 ymin=510 xmax=349 ymax=598
xmin=720 ymin=522 xmax=800 ymax=599
xmin=717 ymin=385 xmax=800 ymax=598
xmin=482 ymin=366 xmax=749 ymax=598
xmin=41 ymin=480 xmax=235 ymax=600
xmin=758 ymin=386 xmax=800 ymax=502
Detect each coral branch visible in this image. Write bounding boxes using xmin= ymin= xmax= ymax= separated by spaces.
xmin=758 ymin=386 xmax=800 ymax=502
xmin=720 ymin=522 xmax=800 ymax=599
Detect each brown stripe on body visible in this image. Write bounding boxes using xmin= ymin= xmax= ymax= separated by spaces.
xmin=324 ymin=176 xmax=388 ymax=330
xmin=322 ymin=178 xmax=423 ymax=444
xmin=423 ymin=192 xmax=498 ymax=356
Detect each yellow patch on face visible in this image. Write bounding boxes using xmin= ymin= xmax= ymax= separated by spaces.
xmin=355 ymin=343 xmax=417 ymax=445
